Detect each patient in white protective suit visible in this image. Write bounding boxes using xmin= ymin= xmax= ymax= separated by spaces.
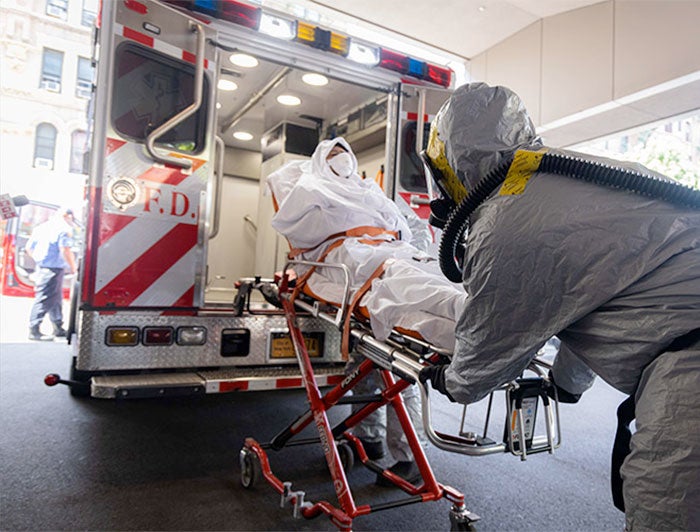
xmin=268 ymin=137 xmax=466 ymax=349
xmin=267 ymin=137 xmax=467 ymax=485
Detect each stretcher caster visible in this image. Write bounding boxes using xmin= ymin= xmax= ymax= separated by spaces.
xmin=239 ymin=448 xmax=261 ymax=489
xmin=336 ymin=441 xmax=354 ymax=471
xmin=449 ymin=504 xmax=480 ymax=531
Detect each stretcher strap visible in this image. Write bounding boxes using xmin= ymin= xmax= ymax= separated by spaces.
xmin=287 ymin=226 xmax=399 ymax=259
xmin=290 ymin=239 xmax=345 ymax=302
xmin=341 ymin=261 xmax=388 ymax=361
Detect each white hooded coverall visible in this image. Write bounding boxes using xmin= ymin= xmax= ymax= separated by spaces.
xmin=433 ymin=83 xmax=700 ymax=530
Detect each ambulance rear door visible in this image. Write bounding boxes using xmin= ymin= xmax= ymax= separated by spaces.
xmin=83 ymin=0 xmax=219 ymax=309
xmin=394 ymin=84 xmax=452 ymax=252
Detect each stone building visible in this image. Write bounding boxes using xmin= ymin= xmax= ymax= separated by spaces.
xmin=0 ymin=0 xmax=97 ymax=213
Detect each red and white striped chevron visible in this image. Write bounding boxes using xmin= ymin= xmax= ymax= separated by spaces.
xmin=91 ymin=138 xmax=207 ymax=308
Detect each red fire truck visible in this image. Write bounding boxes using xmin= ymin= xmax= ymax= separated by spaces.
xmin=44 ymin=0 xmax=460 ymax=398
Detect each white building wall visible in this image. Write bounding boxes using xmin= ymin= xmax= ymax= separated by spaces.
xmin=0 ymin=0 xmax=93 ymax=213
xmin=469 ymin=0 xmax=700 ymax=147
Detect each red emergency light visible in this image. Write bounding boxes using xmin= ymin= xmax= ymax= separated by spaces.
xmin=379 ymin=49 xmax=409 ymax=74
xmin=426 ymin=64 xmax=452 ymax=88
xmin=219 ymin=0 xmax=261 ymax=30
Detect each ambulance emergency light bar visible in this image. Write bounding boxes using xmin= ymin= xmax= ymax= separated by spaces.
xmin=165 ymin=0 xmax=452 ymax=88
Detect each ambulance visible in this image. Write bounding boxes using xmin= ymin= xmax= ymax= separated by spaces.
xmin=45 ymin=0 xmax=463 ymax=398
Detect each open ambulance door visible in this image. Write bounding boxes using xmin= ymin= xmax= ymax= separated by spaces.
xmin=82 ymin=0 xmax=219 ymax=310
xmin=394 ymin=84 xmax=453 ymax=253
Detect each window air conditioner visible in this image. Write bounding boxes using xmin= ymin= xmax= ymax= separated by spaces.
xmin=34 ymin=157 xmax=54 ymax=169
xmin=76 ymin=80 xmax=92 ymax=99
xmin=46 ymin=4 xmax=67 ymax=19
xmin=41 ymin=79 xmax=61 ymax=92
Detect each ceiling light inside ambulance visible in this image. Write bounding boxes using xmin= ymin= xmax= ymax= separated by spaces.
xmin=229 ymin=53 xmax=259 ymax=68
xmin=216 ymin=102 xmax=222 ymax=109
xmin=259 ymin=13 xmax=296 ymax=40
xmin=302 ymin=73 xmax=328 ymax=86
xmin=277 ymin=94 xmax=301 ymax=106
xmin=233 ymin=131 xmax=253 ymax=141
xmin=347 ymin=42 xmax=380 ymax=66
xmin=218 ymin=79 xmax=238 ymax=91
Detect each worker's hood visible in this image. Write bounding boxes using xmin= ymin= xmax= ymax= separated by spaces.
xmin=431 ymin=82 xmax=542 ymax=194
xmin=310 ymin=137 xmax=359 ymax=181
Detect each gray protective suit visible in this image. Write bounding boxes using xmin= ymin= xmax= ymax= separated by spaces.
xmin=433 ymin=83 xmax=700 ymax=530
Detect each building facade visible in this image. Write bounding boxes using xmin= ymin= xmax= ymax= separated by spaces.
xmin=0 ymin=0 xmax=96 ymax=214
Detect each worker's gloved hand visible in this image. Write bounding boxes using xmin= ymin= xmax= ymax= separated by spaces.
xmin=546 ymin=370 xmax=582 ymax=404
xmin=419 ymin=364 xmax=456 ymax=402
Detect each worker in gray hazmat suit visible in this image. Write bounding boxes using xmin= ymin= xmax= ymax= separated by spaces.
xmin=419 ymin=82 xmax=700 ymax=531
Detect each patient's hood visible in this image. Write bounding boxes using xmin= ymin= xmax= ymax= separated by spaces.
xmin=268 ymin=139 xmax=412 ymax=252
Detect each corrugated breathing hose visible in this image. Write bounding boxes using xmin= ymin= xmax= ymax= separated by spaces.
xmin=438 ymin=152 xmax=700 ymax=283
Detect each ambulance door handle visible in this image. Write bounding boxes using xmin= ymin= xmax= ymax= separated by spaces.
xmin=415 ymin=88 xmax=427 ymax=156
xmin=209 ymin=136 xmax=224 ymax=239
xmin=145 ymin=21 xmax=205 ymax=170
xmin=415 ymin=88 xmax=435 ymax=200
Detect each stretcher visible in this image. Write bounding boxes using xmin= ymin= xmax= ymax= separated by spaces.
xmin=238 ymin=261 xmax=562 ymax=531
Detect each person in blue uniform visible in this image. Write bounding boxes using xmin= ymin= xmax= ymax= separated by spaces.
xmin=26 ymin=207 xmax=77 ymax=341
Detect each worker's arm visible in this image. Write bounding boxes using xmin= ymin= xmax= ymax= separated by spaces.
xmin=62 ymin=246 xmax=77 ymax=275
xmin=440 ymin=194 xmax=636 ymax=404
xmin=57 ymin=230 xmax=77 ymax=274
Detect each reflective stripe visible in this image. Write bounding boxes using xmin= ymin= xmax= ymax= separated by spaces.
xmin=214 ymin=374 xmax=345 ymax=393
xmin=115 ymin=23 xmax=211 ymax=69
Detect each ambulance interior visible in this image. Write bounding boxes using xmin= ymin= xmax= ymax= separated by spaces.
xmin=205 ymin=53 xmax=435 ymax=304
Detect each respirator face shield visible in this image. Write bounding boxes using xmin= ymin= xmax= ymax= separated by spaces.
xmin=420 ymin=119 xmax=469 ymax=232
xmin=326 ymin=150 xmax=354 ymax=179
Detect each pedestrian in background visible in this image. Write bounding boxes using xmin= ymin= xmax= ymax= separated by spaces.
xmin=25 ymin=207 xmax=77 ymax=341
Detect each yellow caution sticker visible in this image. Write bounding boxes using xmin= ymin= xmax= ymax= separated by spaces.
xmin=426 ymin=126 xmax=468 ymax=204
xmin=499 ymin=149 xmax=547 ymax=196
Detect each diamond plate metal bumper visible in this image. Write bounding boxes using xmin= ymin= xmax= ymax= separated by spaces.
xmin=77 ymin=309 xmax=343 ymax=371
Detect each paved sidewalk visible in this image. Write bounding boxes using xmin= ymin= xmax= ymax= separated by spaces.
xmin=0 ymin=294 xmax=70 ymax=343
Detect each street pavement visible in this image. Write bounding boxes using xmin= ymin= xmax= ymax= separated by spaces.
xmin=0 ymin=294 xmax=626 ymax=531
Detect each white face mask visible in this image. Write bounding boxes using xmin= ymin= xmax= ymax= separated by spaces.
xmin=327 ymin=152 xmax=354 ymax=178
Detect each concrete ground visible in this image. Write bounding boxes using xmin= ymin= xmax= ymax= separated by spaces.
xmin=0 ymin=294 xmax=626 ymax=531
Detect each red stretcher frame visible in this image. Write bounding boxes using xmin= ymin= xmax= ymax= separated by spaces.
xmin=239 ymin=271 xmax=478 ymax=531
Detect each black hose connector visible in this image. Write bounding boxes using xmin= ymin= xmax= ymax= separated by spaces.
xmin=438 ymin=152 xmax=700 ymax=283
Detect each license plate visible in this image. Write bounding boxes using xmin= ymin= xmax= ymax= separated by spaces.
xmin=269 ymin=331 xmax=324 ymax=359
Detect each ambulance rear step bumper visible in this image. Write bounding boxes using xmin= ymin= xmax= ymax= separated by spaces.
xmin=90 ymin=365 xmax=346 ymax=399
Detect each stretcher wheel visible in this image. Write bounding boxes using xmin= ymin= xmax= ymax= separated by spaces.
xmin=449 ymin=512 xmax=477 ymax=531
xmin=239 ymin=449 xmax=261 ymax=489
xmin=450 ymin=521 xmax=476 ymax=532
xmin=337 ymin=441 xmax=354 ymax=471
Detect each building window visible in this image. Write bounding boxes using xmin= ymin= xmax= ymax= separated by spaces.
xmin=40 ymin=48 xmax=63 ymax=93
xmin=34 ymin=123 xmax=57 ymax=170
xmin=70 ymin=130 xmax=89 ymax=174
xmin=76 ymin=57 xmax=93 ymax=98
xmin=81 ymin=0 xmax=98 ymax=27
xmin=46 ymin=0 xmax=68 ymax=20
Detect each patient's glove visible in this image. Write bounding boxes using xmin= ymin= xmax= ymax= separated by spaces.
xmin=419 ymin=364 xmax=456 ymax=402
